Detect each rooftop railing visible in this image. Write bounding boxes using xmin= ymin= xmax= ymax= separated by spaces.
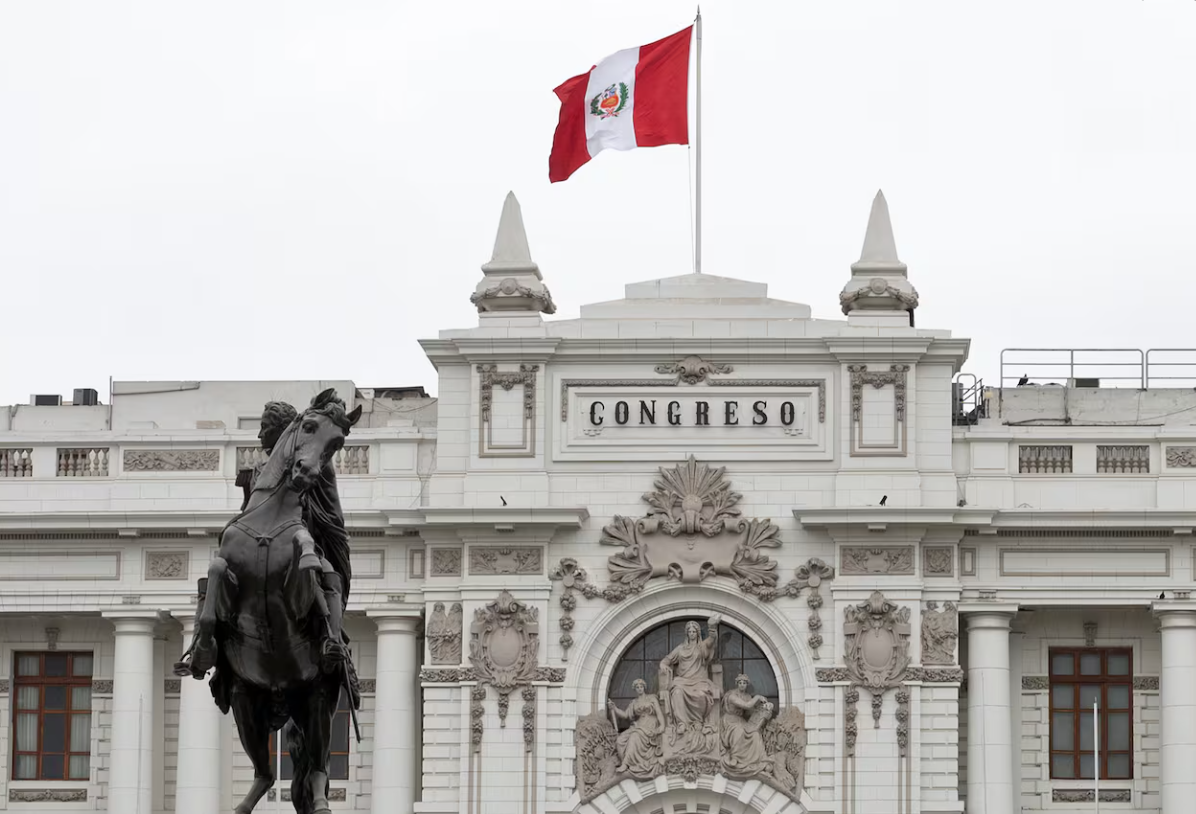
xmin=998 ymin=348 xmax=1196 ymax=391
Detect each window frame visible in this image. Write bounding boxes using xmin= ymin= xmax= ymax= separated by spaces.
xmin=268 ymin=692 xmax=352 ymax=782
xmin=1047 ymin=647 xmax=1134 ymax=781
xmin=11 ymin=651 xmax=94 ymax=782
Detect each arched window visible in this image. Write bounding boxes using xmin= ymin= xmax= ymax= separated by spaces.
xmin=607 ymin=617 xmax=780 ymax=727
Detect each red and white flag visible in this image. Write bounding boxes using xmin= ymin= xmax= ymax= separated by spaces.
xmin=549 ymin=26 xmax=692 ymax=183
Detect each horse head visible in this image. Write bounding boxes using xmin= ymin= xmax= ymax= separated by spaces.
xmin=289 ymin=388 xmax=362 ymax=491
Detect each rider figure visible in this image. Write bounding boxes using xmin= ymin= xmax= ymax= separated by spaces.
xmin=238 ymin=400 xmax=351 ymax=671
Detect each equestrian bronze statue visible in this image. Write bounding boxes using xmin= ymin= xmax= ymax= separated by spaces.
xmin=175 ymin=389 xmax=362 ymax=814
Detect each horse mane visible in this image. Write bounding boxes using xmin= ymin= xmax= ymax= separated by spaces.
xmin=249 ymin=418 xmax=300 ymax=495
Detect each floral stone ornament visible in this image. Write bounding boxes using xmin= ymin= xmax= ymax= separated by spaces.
xmin=580 ymin=455 xmax=786 ymax=601
xmin=468 ymin=590 xmax=541 ymax=750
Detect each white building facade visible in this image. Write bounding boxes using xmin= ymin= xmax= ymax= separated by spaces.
xmin=2 ymin=191 xmax=1195 ymax=814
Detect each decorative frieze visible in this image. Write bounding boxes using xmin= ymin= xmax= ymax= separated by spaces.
xmin=922 ymin=546 xmax=954 ymax=576
xmin=92 ymin=679 xmax=113 ymax=693
xmin=268 ymin=789 xmax=346 ymax=803
xmin=427 ymin=602 xmax=463 ymax=665
xmin=1134 ymin=676 xmax=1160 ymax=691
xmin=1166 ymin=446 xmax=1196 ymax=468
xmin=57 ymin=447 xmax=109 ymax=476
xmin=1052 ymin=789 xmax=1130 ymax=803
xmin=145 ymin=550 xmax=188 ymax=580
xmin=468 ymin=546 xmax=542 ymax=576
xmin=841 ymin=546 xmax=915 ymax=576
xmin=123 ymin=449 xmax=220 ymax=472
xmin=419 ymin=666 xmax=566 ymax=683
xmin=0 ymin=448 xmax=33 ymax=477
xmin=164 ymin=679 xmax=181 ymax=694
xmin=429 ymin=548 xmax=462 ymax=576
xmin=9 ymin=790 xmax=88 ymax=803
xmin=1018 ymin=444 xmax=1072 ymax=473
xmin=1022 ymin=676 xmax=1048 ymax=690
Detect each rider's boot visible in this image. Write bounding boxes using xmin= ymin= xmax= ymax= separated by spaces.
xmin=319 ymin=571 xmax=349 ymax=673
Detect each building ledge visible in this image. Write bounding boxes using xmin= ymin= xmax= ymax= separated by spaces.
xmin=392 ymin=506 xmax=590 ymax=531
xmin=795 ymin=507 xmax=995 ymax=528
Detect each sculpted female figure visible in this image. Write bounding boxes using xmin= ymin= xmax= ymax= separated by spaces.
xmin=658 ymin=616 xmax=721 ymax=753
xmin=720 ymin=674 xmax=772 ymax=775
xmin=608 ymin=678 xmax=665 ymax=777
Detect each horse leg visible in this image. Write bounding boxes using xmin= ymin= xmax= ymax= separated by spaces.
xmin=318 ymin=566 xmax=348 ymax=672
xmin=288 ymin=681 xmax=338 ymax=814
xmin=189 ymin=556 xmax=238 ymax=677
xmin=230 ymin=685 xmax=275 ymax=814
xmin=284 ymin=531 xmax=321 ymax=623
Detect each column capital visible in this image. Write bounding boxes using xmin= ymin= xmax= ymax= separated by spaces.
xmin=102 ymin=610 xmax=167 ymax=632
xmin=1153 ymin=601 xmax=1196 ymax=627
xmin=367 ymin=612 xmax=421 ymax=635
xmin=959 ymin=603 xmax=1019 ymax=631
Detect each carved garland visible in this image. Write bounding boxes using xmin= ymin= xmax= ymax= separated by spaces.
xmin=470 ymin=278 xmax=557 ymax=314
xmin=548 ymin=558 xmax=588 ymax=661
xmin=477 ymin=364 xmax=538 ymax=423
xmin=9 ymin=790 xmax=88 ymax=803
xmin=847 ymin=364 xmax=910 ymax=422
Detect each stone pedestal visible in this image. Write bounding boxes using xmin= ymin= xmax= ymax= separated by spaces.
xmin=962 ymin=607 xmax=1016 ymax=814
xmin=369 ymin=613 xmax=421 ymax=814
xmin=1154 ymin=604 xmax=1196 ymax=813
xmin=175 ymin=613 xmax=224 ymax=814
xmin=105 ymin=612 xmax=158 ymax=814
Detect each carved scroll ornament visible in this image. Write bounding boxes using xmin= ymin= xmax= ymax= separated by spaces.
xmin=844 ymin=591 xmax=911 ymax=692
xmin=468 ymin=591 xmax=540 ymax=750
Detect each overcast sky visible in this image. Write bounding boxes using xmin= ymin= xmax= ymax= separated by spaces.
xmin=2 ymin=0 xmax=1194 ymax=406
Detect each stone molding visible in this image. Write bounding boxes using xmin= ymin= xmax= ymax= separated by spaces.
xmin=847 ymin=364 xmax=909 ymax=423
xmin=477 ymin=364 xmax=538 ymax=423
xmin=468 ymin=546 xmax=542 ymax=576
xmin=429 ymin=548 xmax=462 ymax=577
xmin=122 ymin=448 xmax=219 ymax=472
xmin=145 ymin=550 xmax=189 ymax=580
xmin=9 ymin=790 xmax=88 ymax=803
xmin=841 ymin=546 xmax=914 ymax=576
xmin=427 ymin=602 xmax=463 ymax=665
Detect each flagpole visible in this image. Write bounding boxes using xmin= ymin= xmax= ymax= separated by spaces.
xmin=694 ymin=6 xmax=702 ymax=275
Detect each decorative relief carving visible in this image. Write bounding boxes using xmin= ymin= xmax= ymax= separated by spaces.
xmin=921 ymin=602 xmax=958 ymax=665
xmin=923 ymin=546 xmax=953 ymax=576
xmin=654 ymin=355 xmax=733 ymax=384
xmin=267 ymin=788 xmax=346 ymax=803
xmin=469 ymin=546 xmax=542 ymax=576
xmin=0 ymin=679 xmax=9 ymax=693
xmin=905 ymin=667 xmax=964 ymax=683
xmin=468 ymin=591 xmax=540 ymax=746
xmin=1084 ymin=620 xmax=1098 ymax=647
xmin=844 ymin=592 xmax=911 ymax=693
xmin=841 ymin=546 xmax=914 ymax=575
xmin=1166 ymin=446 xmax=1196 ymax=468
xmin=895 ymin=688 xmax=910 ymax=757
xmin=9 ymin=790 xmax=88 ymax=803
xmin=844 ymin=686 xmax=860 ymax=757
xmin=358 ymin=679 xmax=376 ymax=693
xmin=477 ymin=364 xmax=538 ymax=423
xmin=427 ymin=602 xmax=463 ymax=665
xmin=123 ymin=449 xmax=220 ymax=472
xmin=45 ymin=627 xmax=59 ymax=651
xmin=92 ymin=680 xmax=113 ymax=693
xmin=1135 ymin=676 xmax=1160 ymax=691
xmin=521 ymin=685 xmax=536 ymax=752
xmin=1052 ymin=790 xmax=1130 ymax=803
xmin=470 ymin=686 xmax=486 ymax=751
xmin=578 ymin=456 xmax=784 ymax=602
xmin=549 ymin=558 xmax=588 ymax=661
xmin=164 ymin=679 xmax=181 ymax=694
xmin=1022 ymin=676 xmax=1048 ymax=690
xmin=145 ymin=550 xmax=188 ymax=580
xmin=576 ymin=669 xmax=807 ymax=803
xmin=430 ymin=548 xmax=462 ymax=576
xmin=847 ymin=364 xmax=909 ymax=422
xmin=470 ymin=278 xmax=557 ymax=314
xmin=840 ymin=279 xmax=919 ymax=314
xmin=744 ymin=558 xmax=837 ymax=656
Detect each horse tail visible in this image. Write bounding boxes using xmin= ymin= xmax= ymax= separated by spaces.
xmin=284 ymin=719 xmax=314 ymax=814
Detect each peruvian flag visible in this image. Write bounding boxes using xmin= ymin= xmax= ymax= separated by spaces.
xmin=549 ymin=26 xmax=692 ymax=183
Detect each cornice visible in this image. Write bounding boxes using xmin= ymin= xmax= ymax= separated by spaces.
xmin=397 ymin=506 xmax=589 ymax=531
xmin=0 ymin=508 xmax=398 ymax=533
xmin=0 ymin=428 xmax=426 ymax=445
xmin=795 ymin=507 xmax=995 ymax=528
xmin=987 ymin=509 xmax=1196 ymax=530
xmin=418 ymin=337 xmax=562 ymax=367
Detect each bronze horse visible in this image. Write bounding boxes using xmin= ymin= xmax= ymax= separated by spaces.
xmin=176 ymin=389 xmax=362 ymax=814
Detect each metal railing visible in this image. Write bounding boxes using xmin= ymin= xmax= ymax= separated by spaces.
xmin=951 ymin=374 xmax=988 ymax=425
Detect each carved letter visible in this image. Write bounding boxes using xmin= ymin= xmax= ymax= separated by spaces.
xmin=695 ymin=401 xmax=710 ymax=426
xmin=614 ymin=401 xmax=629 ymax=425
xmin=780 ymin=402 xmax=795 ymax=426
xmin=667 ymin=401 xmax=682 ymax=425
xmin=639 ymin=400 xmax=656 ymax=425
xmin=724 ymin=401 xmax=738 ymax=426
xmin=589 ymin=402 xmax=604 ymax=426
xmin=752 ymin=400 xmax=767 ymax=425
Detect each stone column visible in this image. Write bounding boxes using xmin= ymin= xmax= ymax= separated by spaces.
xmin=174 ymin=613 xmax=224 ymax=814
xmin=1154 ymin=604 xmax=1196 ymax=813
xmin=961 ymin=606 xmax=1017 ymax=814
xmin=104 ymin=612 xmax=158 ymax=814
xmin=1009 ymin=627 xmax=1025 ymax=808
xmin=369 ymin=613 xmax=421 ymax=814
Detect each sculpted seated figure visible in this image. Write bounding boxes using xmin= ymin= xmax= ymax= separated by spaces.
xmin=607 ymin=678 xmax=665 ymax=778
xmin=720 ymin=674 xmax=773 ymax=776
xmin=658 ymin=615 xmax=722 ymax=756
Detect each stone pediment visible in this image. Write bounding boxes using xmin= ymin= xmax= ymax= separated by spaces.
xmin=587 ymin=456 xmax=783 ymax=600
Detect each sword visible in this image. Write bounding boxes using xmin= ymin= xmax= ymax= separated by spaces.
xmin=311 ymin=579 xmax=362 ymax=744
